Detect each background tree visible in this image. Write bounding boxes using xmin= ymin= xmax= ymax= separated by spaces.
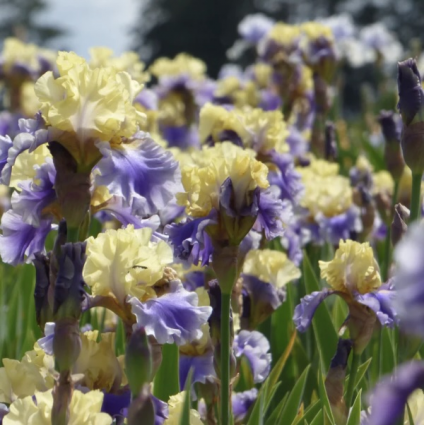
xmin=0 ymin=0 xmax=64 ymax=45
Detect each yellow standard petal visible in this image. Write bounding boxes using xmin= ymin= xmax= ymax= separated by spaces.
xmin=177 ymin=142 xmax=269 ymax=217
xmin=3 ymin=389 xmax=112 ymax=425
xmin=34 ymin=51 xmax=145 ymax=165
xmin=164 ymin=392 xmax=203 ymax=425
xmin=319 ymin=240 xmax=382 ymax=295
xmin=83 ymin=225 xmax=173 ymax=304
xmin=297 ymin=158 xmax=352 ymax=217
xmin=243 ymin=249 xmax=301 ymax=288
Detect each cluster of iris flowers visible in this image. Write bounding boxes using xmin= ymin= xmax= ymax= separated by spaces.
xmin=0 ymin=11 xmax=422 ymax=425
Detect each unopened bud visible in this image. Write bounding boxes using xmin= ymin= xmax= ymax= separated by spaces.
xmin=54 ymin=242 xmax=86 ymax=319
xmin=397 ymin=59 xmax=424 ymax=173
xmin=325 ymin=121 xmax=337 ymax=162
xmin=325 ymin=338 xmax=353 ymax=425
xmin=33 ymin=252 xmax=52 ymax=329
xmin=127 ymin=385 xmax=155 ymax=425
xmin=379 ymin=110 xmax=404 ymax=180
xmin=125 ymin=327 xmax=152 ymax=398
xmin=391 ymin=203 xmax=410 ymax=247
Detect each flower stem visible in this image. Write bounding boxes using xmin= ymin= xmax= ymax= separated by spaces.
xmin=382 ymin=180 xmax=399 ymax=281
xmin=220 ymin=291 xmax=232 ymax=425
xmin=410 ymin=172 xmax=423 ymax=223
xmin=67 ymin=226 xmax=80 ymax=243
xmin=345 ymin=352 xmax=361 ymax=409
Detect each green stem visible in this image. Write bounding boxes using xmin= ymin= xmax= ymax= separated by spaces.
xmin=345 ymin=352 xmax=361 ymax=409
xmin=382 ymin=180 xmax=400 ymax=281
xmin=220 ymin=292 xmax=232 ymax=425
xmin=410 ymin=172 xmax=423 ymax=223
xmin=67 ymin=226 xmax=80 ymax=243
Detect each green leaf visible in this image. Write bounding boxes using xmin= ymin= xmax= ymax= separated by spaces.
xmin=318 ymin=371 xmax=336 ymax=425
xmin=278 ymin=365 xmax=310 ymax=425
xmin=247 ymin=331 xmax=296 ymax=424
xmin=294 ymin=400 xmax=322 ymax=425
xmin=179 ymin=369 xmax=193 ymax=425
xmin=153 ymin=343 xmax=180 ymax=402
xmin=346 ymin=389 xmax=362 ymax=425
xmin=247 ymin=390 xmax=264 ymax=425
xmin=303 ymin=252 xmax=338 ymax=371
xmin=265 ymin=330 xmax=297 ymax=403
xmin=309 ymin=410 xmax=324 ymax=425
xmin=265 ymin=393 xmax=288 ymax=425
xmin=345 ymin=358 xmax=372 ymax=395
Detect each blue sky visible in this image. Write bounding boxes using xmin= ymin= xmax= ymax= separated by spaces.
xmin=38 ymin=0 xmax=139 ymax=57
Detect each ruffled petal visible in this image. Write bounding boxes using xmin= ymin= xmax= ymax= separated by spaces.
xmin=128 ymin=281 xmax=212 ymax=345
xmin=95 ymin=134 xmax=182 ymax=216
xmin=293 ymin=289 xmax=335 ymax=332
xmin=234 ymin=330 xmax=271 ymax=383
xmin=0 ymin=210 xmax=51 ymax=265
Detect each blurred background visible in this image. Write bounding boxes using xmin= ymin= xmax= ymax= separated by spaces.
xmin=0 ymin=0 xmax=422 ymax=76
xmin=0 ymin=0 xmax=421 ymax=114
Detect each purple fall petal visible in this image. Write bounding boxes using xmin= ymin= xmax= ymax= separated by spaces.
xmin=128 ymin=281 xmax=212 ymax=345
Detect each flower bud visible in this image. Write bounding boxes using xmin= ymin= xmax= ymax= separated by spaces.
xmin=54 ymin=242 xmax=86 ymax=319
xmin=325 ymin=121 xmax=337 ymax=162
xmin=397 ymin=59 xmax=424 ymax=173
xmin=125 ymin=327 xmax=153 ymax=398
xmin=392 ymin=203 xmax=410 ymax=247
xmin=33 ymin=252 xmax=53 ymax=329
xmin=397 ymin=59 xmax=423 ymax=126
xmin=127 ymin=385 xmax=155 ymax=425
xmin=379 ymin=110 xmax=405 ymax=180
xmin=325 ymin=338 xmax=352 ymax=424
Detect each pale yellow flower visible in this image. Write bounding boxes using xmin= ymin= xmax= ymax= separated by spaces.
xmin=243 ymin=249 xmax=301 ymax=288
xmin=177 ymin=142 xmax=269 ymax=217
xmin=297 ymin=159 xmax=352 ymax=217
xmin=34 ymin=51 xmax=145 ymax=165
xmin=83 ymin=226 xmax=173 ymax=304
xmin=89 ymin=47 xmax=150 ymax=84
xmin=319 ymin=240 xmax=381 ymax=295
xmin=150 ymin=53 xmax=206 ymax=80
xmin=3 ymin=389 xmax=112 ymax=425
xmin=164 ymin=392 xmax=203 ymax=425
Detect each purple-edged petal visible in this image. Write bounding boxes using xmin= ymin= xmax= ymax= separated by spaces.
xmin=1 ymin=119 xmax=57 ymax=185
xmin=128 ymin=281 xmax=212 ymax=345
xmin=232 ymin=388 xmax=258 ymax=423
xmin=95 ymin=195 xmax=161 ymax=231
xmin=95 ymin=134 xmax=182 ymax=216
xmin=11 ymin=160 xmax=57 ymax=226
xmin=233 ymin=330 xmax=271 ymax=383
xmin=0 ymin=134 xmax=13 ymax=173
xmin=101 ymin=390 xmax=131 ymax=417
xmin=268 ymin=152 xmax=304 ymax=204
xmin=238 ymin=14 xmax=275 ymax=43
xmin=316 ymin=206 xmax=362 ymax=245
xmin=0 ymin=210 xmax=52 ymax=265
xmin=293 ymin=289 xmax=335 ymax=332
xmin=165 ymin=212 xmax=216 ymax=266
xmin=242 ymin=274 xmax=284 ymax=328
xmin=179 ymin=352 xmax=216 ymax=396
xmin=37 ymin=322 xmax=55 ymax=355
xmin=135 ymin=89 xmax=158 ymax=110
xmin=368 ymin=361 xmax=424 ymax=425
xmin=354 ymin=282 xmax=398 ymax=328
xmin=255 ymin=187 xmax=292 ymax=239
xmin=160 ymin=125 xmax=199 ymax=149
